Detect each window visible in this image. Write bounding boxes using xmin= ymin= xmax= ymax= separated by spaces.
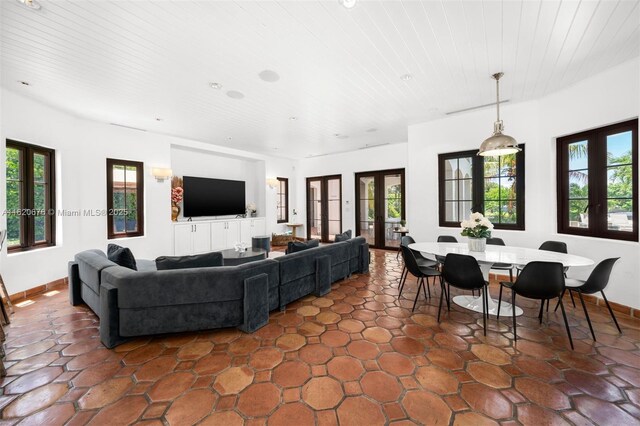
xmin=277 ymin=177 xmax=288 ymax=223
xmin=438 ymin=146 xmax=525 ymax=229
xmin=107 ymin=159 xmax=144 ymax=239
xmin=5 ymin=140 xmax=56 ymax=252
xmin=557 ymin=119 xmax=637 ymax=241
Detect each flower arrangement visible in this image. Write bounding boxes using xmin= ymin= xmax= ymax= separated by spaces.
xmin=246 ymin=202 xmax=257 ymax=216
xmin=171 ymin=186 xmax=184 ymax=205
xmin=460 ymin=212 xmax=493 ymax=239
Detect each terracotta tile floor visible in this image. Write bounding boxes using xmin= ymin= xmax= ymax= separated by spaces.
xmin=1 ymin=249 xmax=640 ymax=425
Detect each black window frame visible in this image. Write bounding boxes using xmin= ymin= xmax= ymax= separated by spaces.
xmin=438 ymin=145 xmax=525 ymax=230
xmin=277 ymin=177 xmax=289 ymax=224
xmin=5 ymin=139 xmax=56 ymax=253
xmin=107 ymin=158 xmax=144 ymax=239
xmin=556 ymin=119 xmax=638 ymax=242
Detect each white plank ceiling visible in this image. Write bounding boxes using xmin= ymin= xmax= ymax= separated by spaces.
xmin=1 ymin=0 xmax=639 ymax=158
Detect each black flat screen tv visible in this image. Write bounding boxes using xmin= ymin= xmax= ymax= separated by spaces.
xmin=182 ymin=176 xmax=246 ymax=217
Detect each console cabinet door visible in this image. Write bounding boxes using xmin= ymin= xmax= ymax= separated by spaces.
xmin=210 ymin=221 xmax=227 ymax=251
xmin=174 ymin=224 xmax=193 ymax=256
xmin=238 ymin=220 xmax=251 ymax=245
xmin=251 ymin=218 xmax=266 ymax=237
xmin=228 ymin=221 xmax=243 ymax=247
xmin=192 ymin=223 xmax=211 ymax=254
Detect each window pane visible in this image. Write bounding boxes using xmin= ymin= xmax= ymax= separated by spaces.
xmin=484 ymin=201 xmax=499 ymax=223
xmin=445 ymin=201 xmax=457 ymax=222
xmin=386 ymin=198 xmax=401 ymax=220
xmin=484 ymin=178 xmax=499 ymax=201
xmin=458 ymin=179 xmax=472 ymax=201
xmin=568 ymin=200 xmax=589 ymax=227
xmin=607 ymin=131 xmax=632 ymax=166
xmin=359 ymin=221 xmax=374 ymax=245
xmin=500 ymin=178 xmax=516 ymax=200
xmin=33 ymin=153 xmax=46 ymax=183
xmin=459 ymin=201 xmax=473 ymax=220
xmin=569 ymin=172 xmax=589 ymax=199
xmin=568 ymin=140 xmax=588 ymax=170
xmin=444 ymin=181 xmax=456 ymax=200
xmin=500 ymin=202 xmax=517 ymax=224
xmin=6 ymin=180 xmax=21 ymax=246
xmin=34 ymin=215 xmax=45 ymax=242
xmin=499 ymin=154 xmax=517 ymax=176
xmin=125 ymin=189 xmax=138 ymax=232
xmin=6 ymin=148 xmax=21 ymax=180
xmin=607 ymin=166 xmax=632 ymax=198
xmin=483 ymin=157 xmax=499 ymax=178
xmin=607 ymin=202 xmax=633 ymax=232
xmin=34 ymin=183 xmax=46 ymax=210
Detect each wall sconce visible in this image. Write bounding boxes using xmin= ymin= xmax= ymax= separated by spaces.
xmin=266 ymin=178 xmax=279 ymax=189
xmin=151 ymin=167 xmax=172 ymax=182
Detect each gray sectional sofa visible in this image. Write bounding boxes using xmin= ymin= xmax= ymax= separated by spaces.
xmin=68 ymin=237 xmax=369 ymax=348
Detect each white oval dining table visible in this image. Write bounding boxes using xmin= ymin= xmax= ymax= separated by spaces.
xmin=408 ymin=242 xmax=594 ymax=317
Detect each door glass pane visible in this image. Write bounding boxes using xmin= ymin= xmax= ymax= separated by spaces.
xmin=568 ymin=140 xmax=588 ymax=170
xmin=384 ymin=174 xmax=402 ymax=247
xmin=308 ymin=180 xmax=322 ymax=240
xmin=568 ymin=200 xmax=589 ymax=228
xmin=607 ymin=131 xmax=632 ymax=166
xmin=327 ymin=178 xmax=341 ymax=241
xmin=607 ymin=202 xmax=633 ymax=232
xmin=358 ymin=176 xmax=375 ymax=245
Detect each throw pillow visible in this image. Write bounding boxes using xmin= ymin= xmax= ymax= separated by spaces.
xmin=155 ymin=252 xmax=224 ymax=270
xmin=334 ymin=229 xmax=352 ymax=242
xmin=107 ymin=244 xmax=137 ymax=270
xmin=286 ymin=239 xmax=320 ymax=254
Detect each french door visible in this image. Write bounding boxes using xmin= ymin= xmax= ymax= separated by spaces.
xmin=355 ymin=169 xmax=405 ymax=249
xmin=307 ymin=175 xmax=342 ymax=242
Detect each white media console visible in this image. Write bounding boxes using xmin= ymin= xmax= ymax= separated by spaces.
xmin=172 ymin=217 xmax=266 ymax=256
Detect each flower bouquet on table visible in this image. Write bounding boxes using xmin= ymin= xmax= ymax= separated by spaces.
xmin=460 ymin=212 xmax=493 ymax=252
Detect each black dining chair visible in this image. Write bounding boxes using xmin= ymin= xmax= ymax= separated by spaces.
xmin=437 ymin=235 xmax=458 ymax=243
xmin=399 ymin=236 xmax=438 ymax=296
xmin=497 ymin=261 xmax=573 ymax=349
xmin=486 ymin=237 xmax=514 ymax=282
xmin=553 ymin=258 xmax=621 ymax=341
xmin=440 ymin=253 xmax=489 ymax=335
xmin=517 ymin=240 xmax=569 ymax=313
xmin=400 ymin=245 xmax=442 ymax=311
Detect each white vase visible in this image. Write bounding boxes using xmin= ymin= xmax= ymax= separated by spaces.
xmin=468 ymin=237 xmax=486 ymax=252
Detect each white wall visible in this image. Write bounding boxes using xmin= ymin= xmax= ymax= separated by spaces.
xmin=170 ymin=146 xmax=262 ymax=220
xmin=297 ymin=144 xmax=408 ymax=237
xmin=407 ymin=59 xmax=640 ymax=309
xmin=0 ymin=90 xmax=296 ymax=295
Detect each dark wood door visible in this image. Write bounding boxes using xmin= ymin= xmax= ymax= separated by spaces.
xmin=355 ymin=169 xmax=405 ymax=249
xmin=306 ymin=175 xmax=342 ymax=242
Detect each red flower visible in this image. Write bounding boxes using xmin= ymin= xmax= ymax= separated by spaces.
xmin=171 ymin=187 xmax=184 ymax=204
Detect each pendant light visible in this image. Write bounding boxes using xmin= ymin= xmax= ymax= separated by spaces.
xmin=478 ymin=73 xmax=520 ymax=157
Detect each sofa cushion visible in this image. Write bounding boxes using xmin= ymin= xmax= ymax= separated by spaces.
xmin=334 ymin=229 xmax=352 ymax=242
xmin=107 ymin=244 xmax=137 ymax=270
xmin=155 ymin=252 xmax=223 ymax=270
xmin=75 ymin=249 xmax=117 ymax=294
xmin=287 ymin=239 xmax=319 ymax=254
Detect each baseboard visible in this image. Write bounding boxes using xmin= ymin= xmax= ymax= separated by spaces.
xmin=5 ymin=278 xmax=68 ymax=303
xmin=490 ymin=272 xmax=640 ymax=319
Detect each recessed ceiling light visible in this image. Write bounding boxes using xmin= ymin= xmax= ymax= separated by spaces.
xmin=273 ymin=147 xmax=279 ymax=150
xmin=366 ymin=128 xmax=377 ymax=132
xmin=18 ymin=80 xmax=30 ymax=86
xmin=226 ymin=90 xmax=244 ymax=99
xmin=16 ymin=0 xmax=41 ymax=10
xmin=339 ymin=0 xmax=357 ymax=9
xmin=209 ymin=82 xmax=222 ymax=90
xmin=227 ymin=137 xmax=233 ymax=141
xmin=289 ymin=116 xmax=297 ymax=121
xmin=400 ymin=73 xmax=413 ymax=81
xmin=155 ymin=118 xmax=163 ymax=121
xmin=258 ymin=70 xmax=280 ymax=82
xmin=335 ymin=134 xmax=349 ymax=139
